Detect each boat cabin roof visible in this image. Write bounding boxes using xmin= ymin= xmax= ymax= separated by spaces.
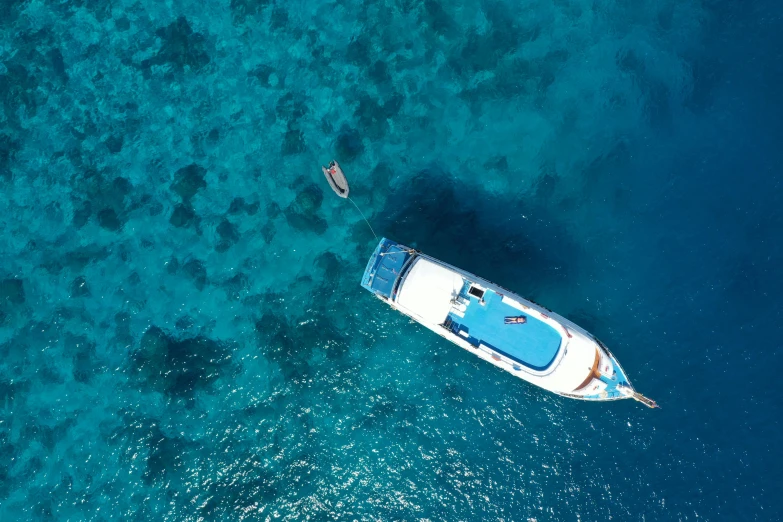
xmin=396 ymin=258 xmax=464 ymax=324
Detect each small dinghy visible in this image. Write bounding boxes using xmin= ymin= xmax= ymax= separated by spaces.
xmin=322 ymin=160 xmax=349 ymax=198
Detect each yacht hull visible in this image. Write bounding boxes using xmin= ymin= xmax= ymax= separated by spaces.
xmin=360 ymin=238 xmax=653 ymax=405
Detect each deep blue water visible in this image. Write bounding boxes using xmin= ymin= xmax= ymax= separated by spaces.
xmin=1 ymin=0 xmax=781 ymax=520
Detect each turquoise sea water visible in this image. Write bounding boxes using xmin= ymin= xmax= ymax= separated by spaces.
xmin=1 ymin=0 xmax=782 ymax=520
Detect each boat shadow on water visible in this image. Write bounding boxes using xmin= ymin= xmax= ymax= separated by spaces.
xmin=371 ymin=166 xmax=597 ymax=329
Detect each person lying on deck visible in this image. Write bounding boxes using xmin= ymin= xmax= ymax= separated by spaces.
xmin=504 ymin=316 xmax=527 ymax=325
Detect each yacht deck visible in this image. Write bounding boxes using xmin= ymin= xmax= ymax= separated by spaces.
xmin=446 ymin=287 xmax=562 ymax=371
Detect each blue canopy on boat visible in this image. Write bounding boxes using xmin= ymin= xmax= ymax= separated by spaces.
xmin=361 ymin=238 xmax=413 ymax=299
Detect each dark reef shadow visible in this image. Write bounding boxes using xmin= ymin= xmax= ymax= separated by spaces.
xmin=373 ymin=165 xmax=579 ymax=298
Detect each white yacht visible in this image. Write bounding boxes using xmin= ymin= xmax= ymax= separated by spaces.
xmin=361 ymin=238 xmax=657 ymax=407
